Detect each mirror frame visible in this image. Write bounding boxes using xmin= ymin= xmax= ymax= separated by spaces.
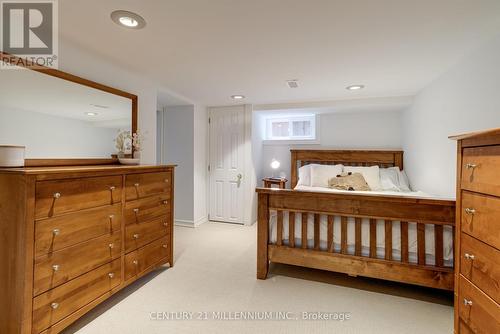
xmin=0 ymin=51 xmax=137 ymax=166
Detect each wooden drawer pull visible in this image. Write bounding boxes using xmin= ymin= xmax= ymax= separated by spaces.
xmin=52 ymin=228 xmax=60 ymax=236
xmin=52 ymin=265 xmax=60 ymax=272
xmin=465 ymin=208 xmax=476 ymax=215
xmin=463 ymin=298 xmax=473 ymax=306
xmin=51 ymin=302 xmax=59 ymax=310
xmin=53 ymin=192 xmax=61 ymax=199
xmin=464 ymin=253 xmax=475 ymax=260
xmin=108 ymin=273 xmax=115 ymax=279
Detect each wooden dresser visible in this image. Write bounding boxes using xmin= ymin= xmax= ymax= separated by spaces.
xmin=451 ymin=129 xmax=500 ymax=334
xmin=0 ymin=165 xmax=175 ymax=334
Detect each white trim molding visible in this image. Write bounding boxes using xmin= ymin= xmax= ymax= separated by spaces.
xmin=174 ymin=216 xmax=209 ymax=228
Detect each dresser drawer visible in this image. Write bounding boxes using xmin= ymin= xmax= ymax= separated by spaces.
xmin=34 ymin=233 xmax=121 ymax=296
xmin=124 ymin=237 xmax=169 ymax=281
xmin=125 ymin=171 xmax=171 ymax=201
xmin=35 ymin=176 xmax=122 ymax=219
xmin=125 ymin=217 xmax=170 ymax=253
xmin=461 ymin=233 xmax=500 ymax=304
xmin=459 ymin=320 xmax=474 ymax=334
xmin=35 ymin=204 xmax=121 ymax=257
xmin=461 ymin=191 xmax=500 ymax=250
xmin=124 ymin=194 xmax=170 ymax=225
xmin=461 ymin=146 xmax=500 ymax=197
xmin=32 ymin=259 xmax=121 ymax=334
xmin=458 ymin=275 xmax=500 ymax=334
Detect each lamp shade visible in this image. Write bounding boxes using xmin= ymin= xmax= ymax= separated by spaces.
xmin=270 ymin=159 xmax=280 ymax=170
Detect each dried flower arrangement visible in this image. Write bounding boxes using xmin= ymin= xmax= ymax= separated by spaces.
xmin=114 ymin=130 xmax=146 ymax=159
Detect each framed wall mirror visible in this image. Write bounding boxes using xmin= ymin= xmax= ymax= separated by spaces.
xmin=0 ymin=52 xmax=137 ymax=166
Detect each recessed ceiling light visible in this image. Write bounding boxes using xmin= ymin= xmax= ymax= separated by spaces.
xmin=111 ymin=10 xmax=146 ymax=29
xmin=85 ymin=112 xmax=98 ymax=116
xmin=231 ymin=95 xmax=245 ymax=100
xmin=346 ymin=85 xmax=365 ymax=90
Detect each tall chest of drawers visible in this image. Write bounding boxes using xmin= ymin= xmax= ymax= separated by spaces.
xmin=0 ymin=165 xmax=175 ymax=334
xmin=451 ymin=129 xmax=500 ymax=334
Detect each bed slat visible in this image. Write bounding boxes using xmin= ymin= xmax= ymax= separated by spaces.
xmin=289 ymin=212 xmax=295 ymax=248
xmin=276 ymin=210 xmax=283 ymax=246
xmin=355 ymin=218 xmax=362 ymax=256
xmin=370 ymin=218 xmax=377 ymax=258
xmin=401 ymin=221 xmax=409 ymax=263
xmin=435 ymin=224 xmax=444 ymax=267
xmin=314 ymin=214 xmax=320 ymax=250
xmin=417 ymin=223 xmax=426 ymax=265
xmin=327 ymin=215 xmax=334 ymax=252
xmin=385 ymin=220 xmax=393 ymax=260
xmin=341 ymin=216 xmax=348 ymax=254
xmin=301 ymin=213 xmax=308 ymax=249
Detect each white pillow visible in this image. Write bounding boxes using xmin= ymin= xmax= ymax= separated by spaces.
xmin=380 ymin=167 xmax=402 ymax=191
xmin=398 ymin=170 xmax=412 ymax=192
xmin=344 ymin=166 xmax=381 ymax=190
xmin=296 ymin=164 xmax=312 ymax=187
xmin=310 ymin=164 xmax=344 ymax=188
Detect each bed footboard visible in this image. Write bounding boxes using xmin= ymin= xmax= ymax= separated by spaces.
xmin=256 ymin=188 xmax=456 ymax=290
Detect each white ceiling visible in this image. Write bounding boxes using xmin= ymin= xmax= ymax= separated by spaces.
xmin=0 ymin=64 xmax=131 ymax=127
xmin=59 ymin=0 xmax=500 ymax=106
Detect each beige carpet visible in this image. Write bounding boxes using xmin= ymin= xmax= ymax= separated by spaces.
xmin=65 ymin=222 xmax=453 ymax=334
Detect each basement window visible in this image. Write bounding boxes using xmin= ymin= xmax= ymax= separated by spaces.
xmin=264 ymin=115 xmax=318 ymax=144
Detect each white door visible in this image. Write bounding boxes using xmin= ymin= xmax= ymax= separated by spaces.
xmin=209 ymin=106 xmax=246 ymax=224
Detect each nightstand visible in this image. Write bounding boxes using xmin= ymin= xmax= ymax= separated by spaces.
xmin=262 ymin=177 xmax=287 ymax=189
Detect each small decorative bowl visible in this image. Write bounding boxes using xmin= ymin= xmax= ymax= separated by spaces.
xmin=118 ymin=158 xmax=140 ymax=165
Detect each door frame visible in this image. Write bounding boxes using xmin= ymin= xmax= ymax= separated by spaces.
xmin=208 ymin=104 xmax=255 ymax=225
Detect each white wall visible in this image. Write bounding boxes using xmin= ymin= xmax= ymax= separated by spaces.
xmin=402 ymin=33 xmax=500 ymax=198
xmin=0 ymin=107 xmax=116 ymax=158
xmin=161 ymin=106 xmax=195 ymax=222
xmin=258 ymin=110 xmax=403 ymax=186
xmin=59 ymin=39 xmax=158 ymax=163
xmin=193 ymin=105 xmax=208 ymax=225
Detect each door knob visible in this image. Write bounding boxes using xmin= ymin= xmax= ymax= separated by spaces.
xmin=236 ymin=174 xmax=242 ymax=187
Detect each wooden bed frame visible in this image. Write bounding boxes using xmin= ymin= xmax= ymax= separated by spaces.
xmin=256 ymin=149 xmax=456 ymax=290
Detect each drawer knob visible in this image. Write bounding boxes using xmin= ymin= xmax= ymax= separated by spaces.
xmin=162 ymin=244 xmax=168 ymax=249
xmin=464 ymin=253 xmax=475 ymax=260
xmin=463 ymin=298 xmax=473 ymax=306
xmin=163 ymin=222 xmax=168 ymax=227
xmin=51 ymin=302 xmax=59 ymax=310
xmin=164 ymin=179 xmax=169 ymax=183
xmin=133 ymin=260 xmax=139 ymax=265
xmin=133 ymin=234 xmax=140 ymax=239
xmin=53 ymin=192 xmax=61 ymax=199
xmin=52 ymin=264 xmax=60 ymax=272
xmin=133 ymin=208 xmax=140 ymax=213
xmin=163 ymin=200 xmax=168 ymax=205
xmin=465 ymin=163 xmax=477 ymax=170
xmin=52 ymin=228 xmax=60 ymax=236
xmin=109 ymin=243 xmax=114 ymax=249
xmin=465 ymin=208 xmax=476 ymax=215
xmin=108 ymin=273 xmax=115 ymax=279
xmin=134 ymin=183 xmax=140 ymax=187
xmin=109 ymin=186 xmax=116 ymax=191
xmin=109 ymin=214 xmax=115 ymax=220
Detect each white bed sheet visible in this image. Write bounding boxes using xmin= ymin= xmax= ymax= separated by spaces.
xmin=269 ymin=186 xmax=454 ymax=266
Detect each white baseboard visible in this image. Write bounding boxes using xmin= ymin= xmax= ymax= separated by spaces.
xmin=174 ymin=216 xmax=209 ymax=228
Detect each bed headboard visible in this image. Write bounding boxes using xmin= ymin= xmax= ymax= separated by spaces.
xmin=290 ymin=149 xmax=404 ymax=188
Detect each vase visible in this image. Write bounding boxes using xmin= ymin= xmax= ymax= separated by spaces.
xmin=133 ymin=150 xmax=141 ymax=160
